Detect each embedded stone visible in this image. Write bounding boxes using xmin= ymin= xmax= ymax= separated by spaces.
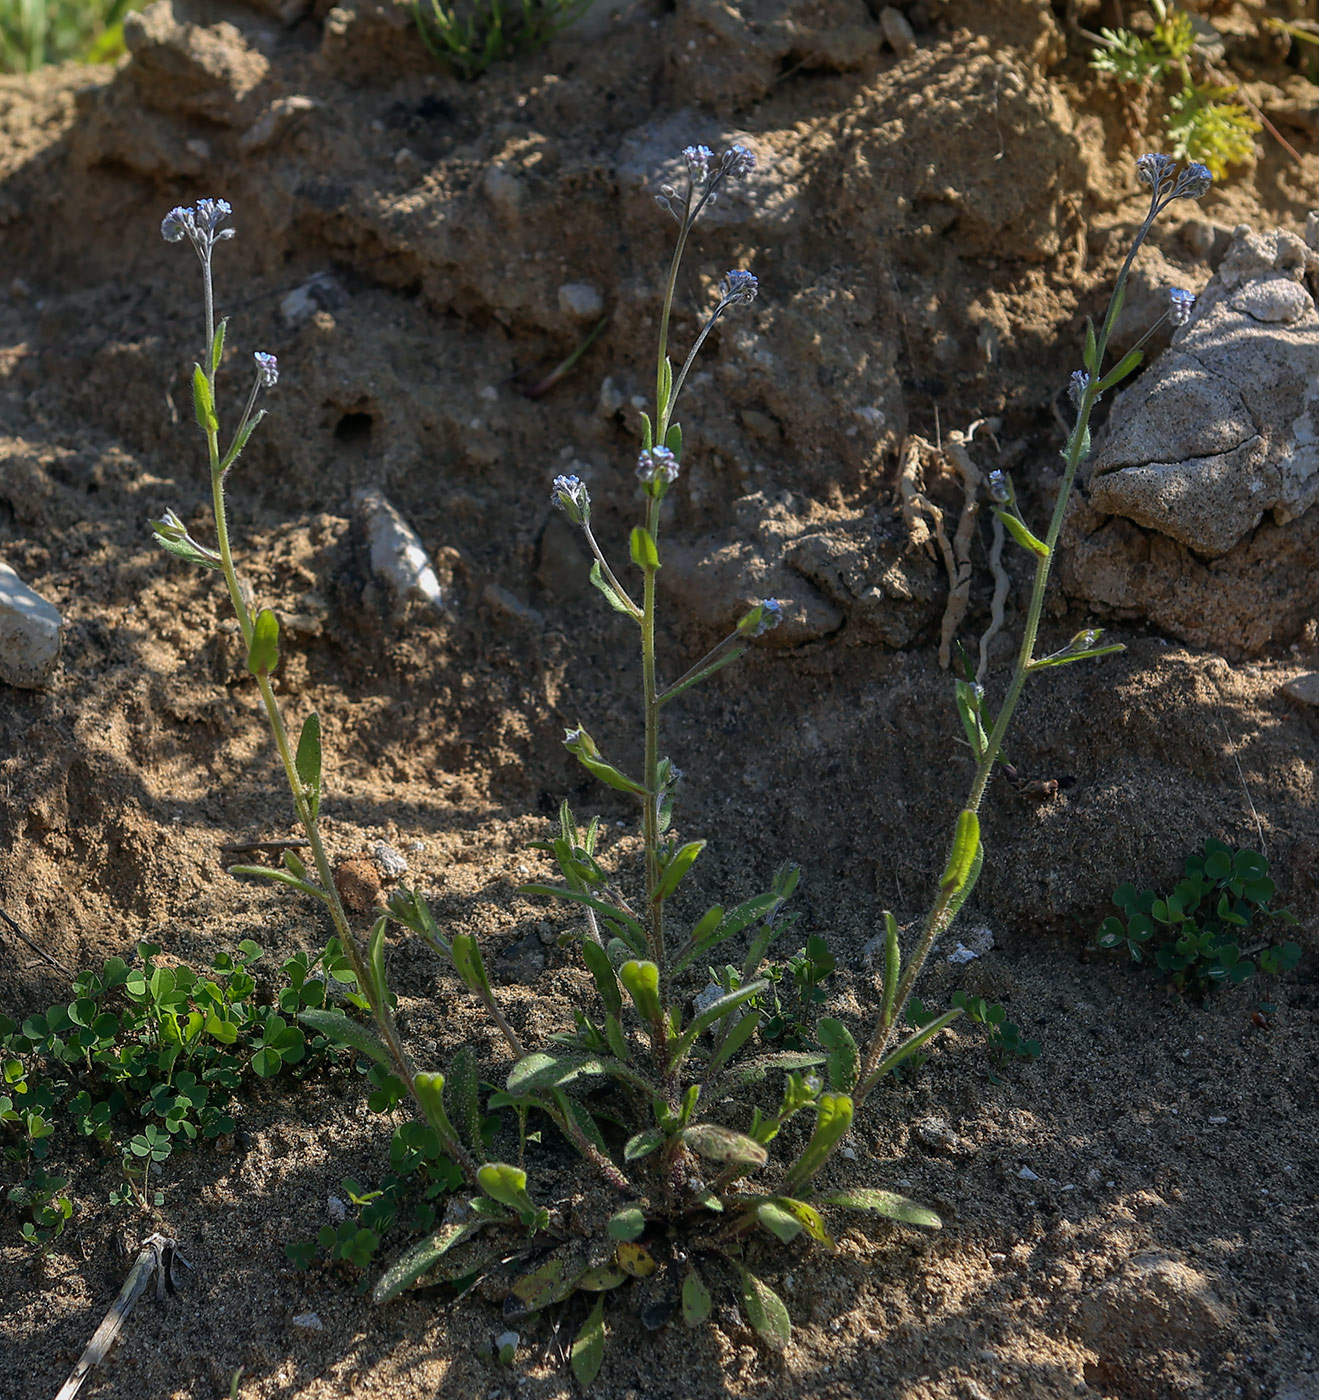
xmin=0 ymin=561 xmax=62 ymax=689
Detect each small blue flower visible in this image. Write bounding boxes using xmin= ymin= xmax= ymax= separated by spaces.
xmin=683 ymin=144 xmax=714 ymax=182
xmin=551 ymin=473 xmax=591 ymax=526
xmin=1135 ymin=153 xmax=1176 ymax=191
xmin=636 ymin=446 xmax=679 ymax=486
xmin=719 ymin=269 xmax=759 ymax=306
xmin=1069 ymin=369 xmax=1093 ymax=409
xmin=1171 ymin=162 xmax=1212 ymax=201
xmin=987 ymin=470 xmax=1010 ymax=504
xmin=254 ymin=351 xmax=279 ymax=387
xmin=1168 ymin=287 xmax=1196 ymax=326
xmin=719 ymin=145 xmax=756 ymax=179
xmin=160 ymin=198 xmax=235 ymax=255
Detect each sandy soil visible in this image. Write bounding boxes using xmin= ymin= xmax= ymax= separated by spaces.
xmin=2 ymin=2 xmax=1318 ymax=1397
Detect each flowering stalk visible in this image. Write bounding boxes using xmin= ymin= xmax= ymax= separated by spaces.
xmin=854 ymin=155 xmax=1213 ymax=1100
xmin=155 ymin=201 xmax=480 ymax=1183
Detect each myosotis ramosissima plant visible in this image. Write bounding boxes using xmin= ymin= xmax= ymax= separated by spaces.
xmin=149 ymin=148 xmax=1211 ymax=1377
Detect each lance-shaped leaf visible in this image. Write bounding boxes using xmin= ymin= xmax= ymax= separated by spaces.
xmin=1083 ymin=315 xmax=1097 ymax=375
xmin=737 ymin=1266 xmax=791 ymax=1351
xmin=994 ymin=509 xmax=1050 ymax=559
xmin=672 ymin=890 xmax=782 ymax=974
xmin=819 ymin=1187 xmax=942 ymax=1230
xmin=590 ymin=560 xmax=639 ymax=617
xmin=705 ymin=1007 xmax=761 ymax=1081
xmin=477 ymin=1162 xmax=539 ymax=1217
xmin=448 ymin=1046 xmax=482 ymax=1152
xmin=373 ymin=1217 xmax=487 ymax=1304
xmin=667 ymin=980 xmax=766 ymax=1071
xmin=246 ymin=607 xmax=280 ymax=676
xmin=1028 ymin=641 xmax=1127 ymax=673
xmin=366 ymin=916 xmax=389 ymax=1008
xmin=228 ymin=863 xmax=327 ymax=903
xmin=755 ymin=1198 xmax=803 ymax=1244
xmin=519 ymin=884 xmax=647 ymax=953
xmin=655 ymin=840 xmax=706 ymax=901
xmin=295 ymin=712 xmax=322 ymax=820
xmin=298 ymin=1008 xmax=393 ymax=1067
xmin=816 ymin=1017 xmax=859 ymax=1092
xmin=954 ymin=679 xmax=989 ymax=761
xmin=639 ymin=410 xmax=654 ymax=452
xmin=1095 ymin=346 xmax=1143 ymax=393
xmin=618 ymin=960 xmax=662 ymax=1027
xmin=860 ymin=1006 xmax=963 ymax=1092
xmin=782 ymin=1093 xmax=853 ymax=1194
xmin=505 ymin=1255 xmax=583 ymax=1319
xmin=682 ymin=1268 xmax=712 ymax=1326
xmin=771 ymin=1195 xmax=833 ymax=1247
xmin=210 ymin=319 xmax=227 ymax=374
xmin=664 ymin=421 xmax=682 ymax=458
xmin=624 ymin=1127 xmax=664 ymax=1161
xmin=506 ymin=1051 xmax=606 ymax=1096
xmin=880 ymin=910 xmax=901 ymax=1031
xmin=629 ymin=525 xmax=660 ymax=571
xmin=681 ymin=1122 xmax=769 ymax=1169
xmin=940 ymin=809 xmax=980 ymax=896
xmin=581 ymin=937 xmax=622 ymax=1016
xmin=220 ymin=409 xmax=264 ymax=473
xmin=603 ymin=1012 xmax=630 ymax=1062
xmin=192 ymin=363 xmax=218 ymax=433
xmin=571 ymin=1296 xmax=606 ymax=1387
xmin=707 ymin=1050 xmax=826 ymax=1098
xmin=450 ymin=932 xmax=492 ymax=997
xmin=945 ymin=840 xmax=984 ymax=926
xmin=562 ymin=726 xmax=647 ymax=796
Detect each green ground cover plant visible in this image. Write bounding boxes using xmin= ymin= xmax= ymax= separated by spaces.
xmin=412 ymin=0 xmax=593 ymax=79
xmin=1087 ymin=0 xmax=1260 ymax=177
xmin=1096 ymin=837 xmax=1301 ymax=995
xmin=0 ymin=0 xmax=142 ymax=72
xmin=137 ymin=147 xmax=1215 ymax=1378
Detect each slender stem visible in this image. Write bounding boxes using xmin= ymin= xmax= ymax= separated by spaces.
xmin=855 ymin=200 xmax=1167 ymax=1100
xmin=665 ymin=302 xmax=728 ymax=433
xmin=641 ymin=491 xmax=663 ymax=980
xmin=582 ymin=521 xmax=640 ymax=617
xmin=655 ymin=188 xmax=696 ymax=419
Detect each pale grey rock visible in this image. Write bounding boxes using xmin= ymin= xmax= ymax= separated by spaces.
xmin=239 ymin=94 xmax=317 ymax=153
xmin=0 ymin=562 xmax=62 ymax=689
xmin=880 ymin=6 xmax=915 ymax=55
xmin=1283 ymin=672 xmax=1319 ymax=707
xmin=557 ymin=283 xmax=603 ymax=320
xmin=355 ymin=487 xmax=443 ymax=609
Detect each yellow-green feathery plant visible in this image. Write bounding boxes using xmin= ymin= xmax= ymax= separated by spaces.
xmin=150 ymin=149 xmax=1212 ymax=1380
xmin=1089 ymin=0 xmax=1259 ymax=177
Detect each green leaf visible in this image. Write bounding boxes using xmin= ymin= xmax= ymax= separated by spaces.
xmin=450 ymin=933 xmax=493 ymax=998
xmin=624 ymin=1128 xmax=665 ymax=1161
xmin=589 ymin=560 xmax=638 ymax=617
xmin=228 ymin=863 xmax=327 ymax=902
xmin=682 ymin=1269 xmax=712 ymax=1326
xmin=192 ymin=364 xmax=218 ymax=433
xmin=771 ymin=1196 xmax=833 ymax=1247
xmin=506 ymin=1052 xmax=606 ymax=1096
xmin=816 ymin=1017 xmax=859 ymax=1092
xmin=210 ymin=319 xmax=227 ymax=375
xmin=607 ymin=1206 xmax=646 ymax=1241
xmin=562 ymin=727 xmax=647 ymax=797
xmin=629 ymin=526 xmax=660 ymax=571
xmin=373 ymin=1219 xmax=486 ymax=1304
xmin=863 ymin=1006 xmax=963 ymax=1089
xmin=295 ymin=713 xmax=322 ymax=820
xmin=820 ymin=1188 xmax=942 ymax=1230
xmin=246 ymin=608 xmax=280 ymax=676
xmin=448 ymin=1047 xmax=482 ymax=1152
xmin=782 ymin=1093 xmax=854 ymax=1194
xmin=639 ymin=411 xmax=653 ymax=452
xmin=149 ymin=517 xmax=222 ymax=570
xmin=994 ymin=509 xmax=1050 ymax=559
xmin=571 ymin=1296 xmax=606 ymax=1387
xmin=297 ymin=1009 xmax=393 ymax=1067
xmin=737 ymin=1266 xmax=791 ymax=1351
xmin=655 ymin=840 xmax=706 ymax=902
xmin=252 ymin=1046 xmax=282 ymax=1077
xmin=1083 ymin=315 xmax=1097 ymax=375
xmin=667 ymin=980 xmax=766 ymax=1071
xmin=664 ymin=421 xmax=682 ymax=459
xmin=581 ymin=938 xmax=622 ymax=1017
xmin=681 ymin=1122 xmax=768 ymax=1169
xmin=940 ymin=809 xmax=980 ymax=895
xmin=756 ymin=1199 xmax=803 ymax=1244
xmin=1095 ymin=346 xmax=1143 ymax=393
xmin=618 ymin=960 xmax=662 ymax=1026
xmin=954 ymin=679 xmax=989 ymax=760
xmin=519 ymin=884 xmax=647 ymax=953
xmin=945 ymin=839 xmax=984 ymax=926
xmin=477 ymin=1163 xmax=538 ymax=1216
xmin=880 ymin=910 xmax=901 ymax=1030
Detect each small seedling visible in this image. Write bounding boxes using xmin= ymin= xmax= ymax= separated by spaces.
xmin=413 ymin=0 xmax=592 ymax=80
xmin=1096 ymin=838 xmax=1301 ymax=995
xmin=1089 ymin=0 xmax=1259 ymax=177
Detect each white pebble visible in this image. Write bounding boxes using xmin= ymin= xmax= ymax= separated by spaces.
xmin=1017 ymin=1166 xmax=1040 ymax=1181
xmin=0 ymin=561 xmax=62 ymax=688
xmin=292 ymin=1312 xmax=324 ymax=1330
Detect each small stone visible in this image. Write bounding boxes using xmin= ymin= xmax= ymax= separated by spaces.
xmin=356 ymin=486 xmax=444 ymax=610
xmin=371 ymin=841 xmax=409 ymax=878
xmin=327 ymin=1195 xmax=348 ymax=1222
xmin=1207 ymin=1114 xmax=1228 ymax=1125
xmin=947 ymin=943 xmax=978 ymax=965
xmin=239 ymin=94 xmax=317 ymax=153
xmin=483 ymin=583 xmax=544 ymax=629
xmin=292 ymin=1312 xmax=324 ymax=1330
xmin=917 ymin=1116 xmax=962 ymax=1151
xmin=557 ymin=282 xmax=603 ymax=320
xmin=0 ymin=561 xmax=62 ymax=688
xmin=483 ymin=163 xmax=522 ymax=213
xmin=879 ymin=6 xmax=916 ymax=55
xmin=496 ymin=933 xmax=545 ymax=984
xmin=1017 ymin=1166 xmax=1040 ymax=1181
xmin=1283 ymin=673 xmax=1319 ymax=707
